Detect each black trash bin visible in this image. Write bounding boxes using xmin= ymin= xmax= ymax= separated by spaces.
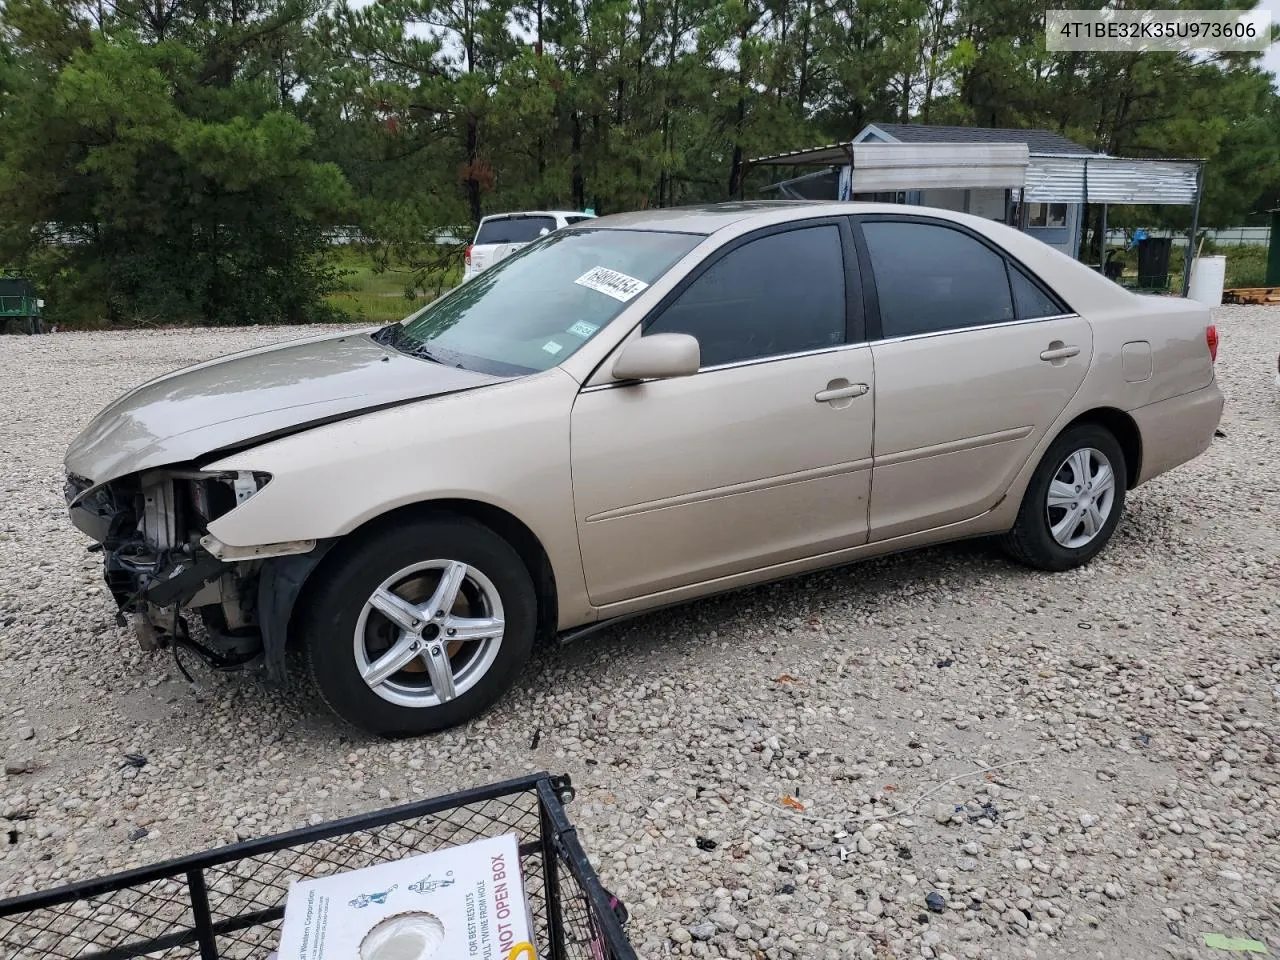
xmin=1136 ymin=237 xmax=1172 ymax=290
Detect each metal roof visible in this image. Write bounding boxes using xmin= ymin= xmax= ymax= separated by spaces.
xmin=1023 ymin=156 xmax=1202 ymax=204
xmin=748 ymin=143 xmax=851 ymax=167
xmin=866 ymin=123 xmax=1100 ymax=156
xmin=1084 ymin=157 xmax=1201 ymax=204
xmin=748 ymin=125 xmax=1101 ymax=167
xmin=847 ymin=142 xmax=1028 ymax=191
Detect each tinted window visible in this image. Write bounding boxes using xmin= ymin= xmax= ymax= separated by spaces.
xmin=475 ymin=216 xmax=557 ymax=244
xmin=1010 ymin=266 xmax=1067 ymax=320
xmin=380 ymin=229 xmax=700 ymax=375
xmin=646 ymin=225 xmax=846 ymax=367
xmin=862 ymin=221 xmax=1014 ymax=338
xmin=564 ymin=215 xmax=594 ymax=225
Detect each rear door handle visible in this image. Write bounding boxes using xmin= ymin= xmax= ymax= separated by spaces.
xmin=814 ymin=383 xmax=869 ymax=403
xmin=1040 ymin=345 xmax=1081 ymax=361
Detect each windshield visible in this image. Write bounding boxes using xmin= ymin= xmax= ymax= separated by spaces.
xmin=378 ymin=228 xmax=703 ymax=375
xmin=475 ymin=216 xmax=558 ymax=244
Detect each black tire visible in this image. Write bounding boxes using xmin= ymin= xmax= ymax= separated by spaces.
xmin=300 ymin=513 xmax=537 ymax=737
xmin=1002 ymin=423 xmax=1127 ymax=572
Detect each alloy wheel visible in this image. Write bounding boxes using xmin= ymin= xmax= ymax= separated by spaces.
xmin=353 ymin=560 xmax=505 ymax=709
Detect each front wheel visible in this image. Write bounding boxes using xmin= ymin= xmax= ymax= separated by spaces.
xmin=1003 ymin=424 xmax=1127 ymax=572
xmin=300 ymin=514 xmax=537 ymax=736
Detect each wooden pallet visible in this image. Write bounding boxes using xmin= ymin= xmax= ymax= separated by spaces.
xmin=1223 ymin=286 xmax=1280 ymax=305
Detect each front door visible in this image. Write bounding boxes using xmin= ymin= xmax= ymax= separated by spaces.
xmin=570 ymin=220 xmax=875 ymax=606
xmin=855 ymin=216 xmax=1093 ymax=541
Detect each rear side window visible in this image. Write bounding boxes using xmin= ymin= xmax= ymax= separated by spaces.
xmin=1009 ymin=265 xmax=1068 ymax=319
xmin=861 ymin=221 xmax=1014 ymax=338
xmin=475 ymin=216 xmax=557 ymax=244
xmin=563 ymin=215 xmax=594 ymax=225
xmin=645 ymin=224 xmax=846 ymax=368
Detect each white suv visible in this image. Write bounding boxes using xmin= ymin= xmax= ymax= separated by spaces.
xmin=463 ymin=210 xmax=596 ymax=282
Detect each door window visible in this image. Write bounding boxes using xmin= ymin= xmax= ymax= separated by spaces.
xmin=861 ymin=221 xmax=1015 ymax=338
xmin=645 ymin=225 xmax=847 ymax=367
xmin=1009 ymin=265 xmax=1069 ymax=320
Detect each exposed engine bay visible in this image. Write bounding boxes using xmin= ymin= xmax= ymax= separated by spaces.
xmin=64 ymin=468 xmax=318 ymax=676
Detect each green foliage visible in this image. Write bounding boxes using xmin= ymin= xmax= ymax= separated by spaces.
xmin=1 ymin=0 xmax=1278 ymax=326
xmin=323 ymin=243 xmax=460 ymax=321
xmin=0 ymin=0 xmax=352 ymax=326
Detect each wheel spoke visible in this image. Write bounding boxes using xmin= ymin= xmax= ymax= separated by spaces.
xmin=361 ymin=634 xmax=422 ymax=688
xmin=1047 ymin=479 xmax=1077 ymax=509
xmin=421 ymin=641 xmax=457 ymax=701
xmin=1091 ymin=461 xmax=1114 ymax=495
xmin=1069 ymin=449 xmax=1091 ymax=485
xmin=369 ymin=588 xmax=424 ymax=633
xmin=426 ymin=561 xmax=468 ymax=619
xmin=1084 ymin=500 xmax=1106 ymax=537
xmin=443 ymin=615 xmax=505 ymax=642
xmin=1051 ymin=503 xmax=1086 ymax=544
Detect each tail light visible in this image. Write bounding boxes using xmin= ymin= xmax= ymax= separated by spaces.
xmin=1205 ymin=325 xmax=1218 ymax=363
xmin=464 ymin=244 xmax=473 ymax=268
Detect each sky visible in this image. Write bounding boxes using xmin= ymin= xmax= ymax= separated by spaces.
xmin=1262 ymin=0 xmax=1280 ymax=83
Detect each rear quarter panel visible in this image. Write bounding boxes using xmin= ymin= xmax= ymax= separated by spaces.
xmin=1084 ymin=294 xmax=1215 ymax=408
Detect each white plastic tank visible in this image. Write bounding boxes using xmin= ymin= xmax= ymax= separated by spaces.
xmin=1187 ymin=255 xmax=1227 ymax=307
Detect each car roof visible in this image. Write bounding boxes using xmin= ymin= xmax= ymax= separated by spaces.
xmin=583 ymin=201 xmax=820 ymax=234
xmin=479 ymin=211 xmax=591 ymax=221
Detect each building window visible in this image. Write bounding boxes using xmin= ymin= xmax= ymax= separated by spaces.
xmin=1027 ymin=203 xmax=1068 ymax=228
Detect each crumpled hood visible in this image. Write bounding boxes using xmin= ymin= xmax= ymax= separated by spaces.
xmin=65 ymin=329 xmax=507 ymax=485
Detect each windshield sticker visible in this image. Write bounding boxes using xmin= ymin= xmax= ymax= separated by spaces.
xmin=567 ymin=320 xmax=599 ymax=338
xmin=574 ymin=266 xmax=649 ymax=302
xmin=542 ymin=340 xmax=564 ymax=355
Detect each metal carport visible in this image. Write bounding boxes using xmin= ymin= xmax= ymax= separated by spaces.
xmin=748 ymin=142 xmax=1205 ymax=294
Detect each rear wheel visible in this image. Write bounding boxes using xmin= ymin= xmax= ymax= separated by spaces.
xmin=1003 ymin=424 xmax=1127 ymax=571
xmin=301 ymin=515 xmax=537 ymax=736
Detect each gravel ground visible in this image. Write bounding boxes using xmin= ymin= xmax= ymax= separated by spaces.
xmin=0 ymin=308 xmax=1277 ymax=960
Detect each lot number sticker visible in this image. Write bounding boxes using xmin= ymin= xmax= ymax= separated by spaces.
xmin=567 ymin=320 xmax=599 ymax=337
xmin=574 ymin=266 xmax=649 ymax=302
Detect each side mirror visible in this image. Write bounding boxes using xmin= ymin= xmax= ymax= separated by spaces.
xmin=611 ymin=333 xmax=701 ymax=381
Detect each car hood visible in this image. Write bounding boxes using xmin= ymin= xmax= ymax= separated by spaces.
xmin=65 ymin=330 xmax=508 ymax=486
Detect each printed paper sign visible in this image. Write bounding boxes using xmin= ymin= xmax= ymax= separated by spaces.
xmin=574 ymin=267 xmax=649 ymax=302
xmin=276 ymin=833 xmax=532 ymax=960
xmin=567 ymin=320 xmax=599 ymax=338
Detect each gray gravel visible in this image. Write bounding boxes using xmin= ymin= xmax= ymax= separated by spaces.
xmin=1 ymin=309 xmax=1277 ymax=959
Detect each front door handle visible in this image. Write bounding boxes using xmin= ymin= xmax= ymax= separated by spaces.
xmin=814 ymin=382 xmax=869 ymax=403
xmin=1040 ymin=344 xmax=1081 ymax=361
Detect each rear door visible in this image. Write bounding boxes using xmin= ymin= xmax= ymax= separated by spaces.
xmin=471 ymin=215 xmax=558 ymax=275
xmin=854 ymin=215 xmax=1093 ymax=541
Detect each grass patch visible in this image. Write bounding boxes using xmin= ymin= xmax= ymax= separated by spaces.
xmin=1212 ymin=244 xmax=1270 ymax=289
xmin=323 ymin=245 xmax=462 ymax=323
xmin=1101 ymin=241 xmax=1270 ymax=294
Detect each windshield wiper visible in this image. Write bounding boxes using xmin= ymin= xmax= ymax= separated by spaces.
xmin=410 ymin=345 xmax=449 ymax=365
xmin=372 ymin=323 xmax=405 ymax=348
xmin=373 ymin=324 xmax=463 ymax=368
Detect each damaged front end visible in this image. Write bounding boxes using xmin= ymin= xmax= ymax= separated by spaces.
xmin=65 ymin=468 xmax=310 ymax=674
